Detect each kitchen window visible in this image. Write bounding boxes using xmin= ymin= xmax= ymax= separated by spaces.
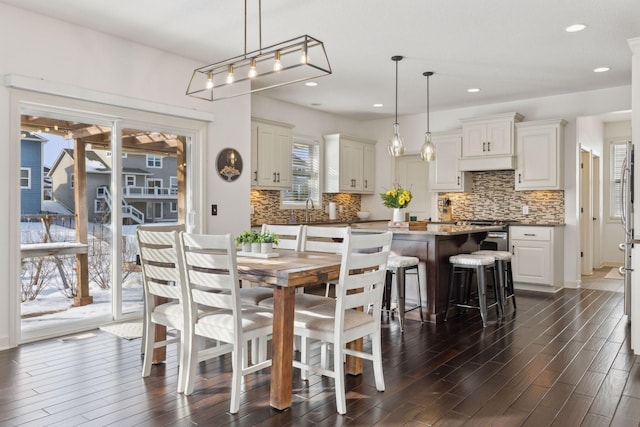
xmin=610 ymin=141 xmax=626 ymax=218
xmin=282 ymin=137 xmax=320 ymax=208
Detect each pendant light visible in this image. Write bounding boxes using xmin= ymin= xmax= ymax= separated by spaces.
xmin=420 ymin=71 xmax=436 ymax=162
xmin=388 ymin=55 xmax=405 ymax=157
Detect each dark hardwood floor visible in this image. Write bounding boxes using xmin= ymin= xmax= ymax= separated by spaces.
xmin=1 ymin=278 xmax=639 ymax=426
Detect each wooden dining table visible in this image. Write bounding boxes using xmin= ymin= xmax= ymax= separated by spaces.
xmin=235 ymin=249 xmax=354 ymax=410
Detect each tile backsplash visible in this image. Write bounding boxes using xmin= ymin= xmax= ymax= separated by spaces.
xmin=438 ymin=170 xmax=564 ymax=224
xmin=250 ymin=190 xmax=361 ymax=225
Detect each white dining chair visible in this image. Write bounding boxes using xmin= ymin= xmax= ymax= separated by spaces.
xmin=293 ymin=231 xmax=393 ymax=414
xmin=179 ymin=232 xmax=273 ymax=414
xmin=261 ymin=224 xmax=303 ymax=251
xmin=301 ymin=225 xmax=350 ymax=297
xmin=136 ymin=225 xmax=188 ymax=393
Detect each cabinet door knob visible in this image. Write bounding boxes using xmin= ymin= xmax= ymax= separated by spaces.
xmin=487 ymin=141 xmax=491 ymax=151
xmin=457 ymin=176 xmax=460 ymax=186
xmin=483 ymin=142 xmax=486 ymax=152
xmin=273 ymin=172 xmax=277 ymax=182
xmin=277 ymin=172 xmax=280 ymax=182
xmin=518 ymin=173 xmax=522 ymax=183
xmin=364 ymin=179 xmax=368 ymax=188
xmin=512 ymin=245 xmax=515 ymax=255
xmin=524 ymin=233 xmax=536 ymax=236
xmin=254 ymin=171 xmax=258 ymax=182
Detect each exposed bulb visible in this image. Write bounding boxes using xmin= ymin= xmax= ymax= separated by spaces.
xmin=420 ymin=132 xmax=436 ymax=162
xmin=248 ymin=58 xmax=257 ymax=78
xmin=226 ymin=65 xmax=235 ymax=84
xmin=300 ymin=46 xmax=309 ymax=64
xmin=274 ymin=51 xmax=283 ymax=71
xmin=206 ymin=71 xmax=214 ymax=89
xmin=388 ymin=123 xmax=405 ymax=157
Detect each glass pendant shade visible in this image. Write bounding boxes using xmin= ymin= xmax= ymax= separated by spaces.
xmin=420 ymin=131 xmax=435 ymax=161
xmin=388 ymin=55 xmax=405 ymax=157
xmin=420 ymin=71 xmax=436 ymax=162
xmin=388 ymin=123 xmax=405 ymax=156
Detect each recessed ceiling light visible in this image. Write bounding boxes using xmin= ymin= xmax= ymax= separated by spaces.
xmin=305 ymin=82 xmax=318 ymax=87
xmin=594 ymin=67 xmax=610 ymax=73
xmin=565 ymin=24 xmax=587 ymax=33
xmin=467 ymin=88 xmax=481 ymax=93
xmin=373 ymin=103 xmax=384 ymax=108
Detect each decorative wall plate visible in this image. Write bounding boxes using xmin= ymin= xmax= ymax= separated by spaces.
xmin=216 ymin=148 xmax=242 ymax=182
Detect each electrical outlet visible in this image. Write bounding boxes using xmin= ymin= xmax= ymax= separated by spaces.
xmin=212 ymin=204 xmax=218 ymax=216
xmin=522 ymin=205 xmax=529 ymax=215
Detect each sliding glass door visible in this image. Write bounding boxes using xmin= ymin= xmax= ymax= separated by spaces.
xmin=18 ymin=107 xmax=191 ymax=342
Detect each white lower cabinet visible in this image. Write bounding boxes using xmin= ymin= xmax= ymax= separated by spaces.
xmin=510 ymin=226 xmax=563 ymax=290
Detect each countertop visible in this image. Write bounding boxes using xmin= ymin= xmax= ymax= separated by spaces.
xmin=351 ymin=222 xmax=505 ymax=236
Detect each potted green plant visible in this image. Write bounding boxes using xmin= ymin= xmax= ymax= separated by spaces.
xmin=235 ymin=230 xmax=254 ymax=252
xmin=259 ymin=232 xmax=279 ymax=254
xmin=245 ymin=230 xmax=259 ymax=253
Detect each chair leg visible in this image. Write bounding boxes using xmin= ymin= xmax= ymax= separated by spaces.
xmin=141 ymin=314 xmax=155 ymax=378
xmin=229 ymin=348 xmax=242 ymax=414
xmin=414 ymin=265 xmax=425 ymax=323
xmin=371 ymin=329 xmax=385 ymax=392
xmin=300 ymin=337 xmax=309 ymax=381
xmin=507 ymin=261 xmax=517 ymax=310
xmin=396 ymin=267 xmax=406 ymax=331
xmin=477 ymin=266 xmax=488 ymax=327
xmin=384 ymin=270 xmax=393 ymax=314
xmin=182 ymin=328 xmax=198 ymax=395
xmin=334 ymin=343 xmax=347 ymax=415
xmin=444 ymin=265 xmax=455 ymax=322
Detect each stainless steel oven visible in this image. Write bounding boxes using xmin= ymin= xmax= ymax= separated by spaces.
xmin=460 ymin=220 xmax=510 ymax=252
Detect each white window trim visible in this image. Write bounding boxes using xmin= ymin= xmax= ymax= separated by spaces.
xmin=146 ymin=154 xmax=163 ymax=168
xmin=170 ymin=176 xmax=178 ymax=188
xmin=94 ymin=199 xmax=107 ymax=213
xmin=125 ymin=174 xmax=136 ymax=187
xmin=170 ymin=201 xmax=178 ymax=213
xmin=20 ymin=167 xmax=31 ymax=189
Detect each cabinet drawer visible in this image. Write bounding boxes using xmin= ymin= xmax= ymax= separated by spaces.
xmin=510 ymin=227 xmax=551 ymax=241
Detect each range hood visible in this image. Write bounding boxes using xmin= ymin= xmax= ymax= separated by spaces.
xmin=458 ymin=155 xmax=516 ymax=171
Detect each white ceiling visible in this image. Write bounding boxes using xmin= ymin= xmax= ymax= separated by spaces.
xmin=2 ymin=0 xmax=639 ymax=121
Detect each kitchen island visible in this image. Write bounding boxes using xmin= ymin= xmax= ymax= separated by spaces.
xmin=352 ymin=221 xmax=504 ymax=323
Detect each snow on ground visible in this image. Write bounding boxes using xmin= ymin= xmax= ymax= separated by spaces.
xmin=19 ymin=221 xmax=176 ymax=332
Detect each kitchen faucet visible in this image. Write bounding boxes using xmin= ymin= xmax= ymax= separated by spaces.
xmin=305 ymin=197 xmax=314 ymax=223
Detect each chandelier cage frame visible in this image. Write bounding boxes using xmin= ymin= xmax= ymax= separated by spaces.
xmin=186 ymin=0 xmax=331 ymax=101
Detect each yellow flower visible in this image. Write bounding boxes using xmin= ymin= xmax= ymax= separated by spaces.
xmin=380 ymin=184 xmax=412 ymax=209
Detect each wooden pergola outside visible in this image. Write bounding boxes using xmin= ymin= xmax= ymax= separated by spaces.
xmin=20 ymin=115 xmax=187 ymax=307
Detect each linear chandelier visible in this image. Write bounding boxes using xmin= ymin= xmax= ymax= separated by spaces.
xmin=186 ymin=0 xmax=332 ymax=102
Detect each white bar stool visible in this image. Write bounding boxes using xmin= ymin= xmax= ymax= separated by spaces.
xmin=445 ymin=253 xmax=502 ymax=327
xmin=472 ymin=250 xmax=516 ymax=312
xmin=384 ymin=255 xmax=424 ymax=331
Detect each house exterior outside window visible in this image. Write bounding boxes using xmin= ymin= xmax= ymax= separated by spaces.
xmin=20 ymin=168 xmax=31 ymax=189
xmin=146 ymin=154 xmax=163 ymax=168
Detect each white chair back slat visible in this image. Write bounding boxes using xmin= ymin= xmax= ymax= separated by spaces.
xmin=261 ymin=224 xmax=303 ymax=251
xmin=301 ymin=226 xmax=350 ymax=254
xmin=137 ymin=226 xmax=186 ymax=303
xmin=180 ymin=232 xmax=242 ymax=323
xmin=192 ymin=288 xmax=234 ymax=309
xmin=148 ymin=281 xmax=182 ymax=300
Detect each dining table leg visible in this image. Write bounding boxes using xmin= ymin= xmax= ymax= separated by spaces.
xmin=270 ymin=285 xmax=296 ymax=410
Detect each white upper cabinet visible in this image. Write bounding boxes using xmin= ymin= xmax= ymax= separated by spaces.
xmin=429 ymin=130 xmax=470 ymax=192
xmin=251 ymin=118 xmax=294 ymax=190
xmin=515 ymin=119 xmax=566 ymax=190
xmin=324 ymin=133 xmax=376 ymax=194
xmin=459 ymin=112 xmax=524 ymax=171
